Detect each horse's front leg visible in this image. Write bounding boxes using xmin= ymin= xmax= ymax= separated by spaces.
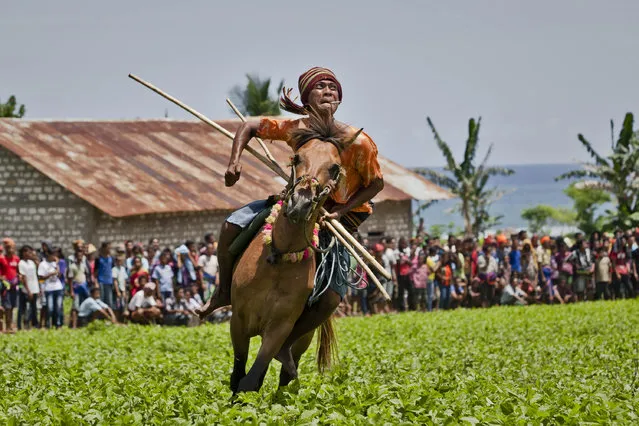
xmin=236 ymin=321 xmax=296 ymax=393
xmin=230 ymin=315 xmax=249 ymax=394
xmin=278 ymin=331 xmax=314 ymax=387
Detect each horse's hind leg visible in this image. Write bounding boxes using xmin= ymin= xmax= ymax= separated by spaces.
xmin=230 ymin=315 xmax=249 ymax=394
xmin=279 ymin=331 xmax=314 ymax=387
xmin=236 ymin=322 xmax=295 ymax=393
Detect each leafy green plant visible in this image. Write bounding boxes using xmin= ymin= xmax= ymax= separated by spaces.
xmin=414 ymin=117 xmax=515 ymax=237
xmin=0 ymin=301 xmax=638 ymax=424
xmin=556 ymin=112 xmax=639 ymax=230
xmin=229 ymin=74 xmax=284 ymax=117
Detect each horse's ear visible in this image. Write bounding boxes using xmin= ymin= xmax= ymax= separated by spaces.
xmin=343 ymin=128 xmax=363 ymax=148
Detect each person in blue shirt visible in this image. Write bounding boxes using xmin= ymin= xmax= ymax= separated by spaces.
xmin=95 ymin=242 xmax=114 ymax=309
xmin=509 ymin=240 xmax=522 ymax=274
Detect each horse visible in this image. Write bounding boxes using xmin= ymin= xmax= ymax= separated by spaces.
xmin=229 ymin=115 xmax=359 ymax=394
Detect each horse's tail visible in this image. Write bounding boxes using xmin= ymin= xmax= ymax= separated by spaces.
xmin=317 ymin=317 xmax=338 ymax=373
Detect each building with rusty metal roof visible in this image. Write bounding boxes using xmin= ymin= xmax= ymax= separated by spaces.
xmin=0 ymin=118 xmax=452 ymax=248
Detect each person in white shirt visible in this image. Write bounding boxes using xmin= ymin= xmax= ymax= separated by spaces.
xmin=197 ymin=243 xmax=219 ymax=300
xmin=38 ymin=249 xmax=64 ymax=329
xmin=78 ymin=287 xmax=117 ymax=327
xmin=128 ymin=282 xmax=162 ymax=324
xmin=500 ymin=278 xmax=528 ymax=306
xmin=17 ymin=245 xmax=40 ymax=330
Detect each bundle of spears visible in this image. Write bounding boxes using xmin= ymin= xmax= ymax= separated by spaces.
xmin=128 ymin=74 xmax=392 ymax=301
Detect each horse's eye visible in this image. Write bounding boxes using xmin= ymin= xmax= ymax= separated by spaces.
xmin=328 ymin=164 xmax=342 ymax=180
xmin=291 ymin=154 xmax=301 ymax=166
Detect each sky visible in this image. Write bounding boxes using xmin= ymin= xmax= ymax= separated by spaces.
xmin=2 ymin=0 xmax=638 ymax=167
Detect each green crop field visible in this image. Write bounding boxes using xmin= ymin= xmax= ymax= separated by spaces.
xmin=1 ymin=301 xmax=638 ymax=425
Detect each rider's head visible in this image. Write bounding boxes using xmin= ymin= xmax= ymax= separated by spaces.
xmin=280 ymin=67 xmax=342 ymax=116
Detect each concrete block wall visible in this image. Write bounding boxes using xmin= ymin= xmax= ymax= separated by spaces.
xmin=94 ymin=210 xmax=231 ymax=248
xmin=359 ymin=200 xmax=413 ymax=239
xmin=0 ymin=147 xmax=93 ymax=249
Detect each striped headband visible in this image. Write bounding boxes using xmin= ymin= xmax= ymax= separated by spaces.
xmin=280 ymin=67 xmax=342 ymax=115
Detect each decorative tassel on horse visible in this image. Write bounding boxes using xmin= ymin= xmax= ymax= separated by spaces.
xmin=263 ymin=200 xmax=320 ymax=264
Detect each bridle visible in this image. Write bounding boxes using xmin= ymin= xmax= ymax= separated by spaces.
xmin=280 ymin=158 xmax=340 ymax=254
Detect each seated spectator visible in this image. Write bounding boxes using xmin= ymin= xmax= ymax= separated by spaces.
xmin=500 ymin=278 xmax=528 ymax=306
xmin=450 ymin=277 xmax=467 ymax=309
xmin=78 ymin=287 xmax=117 ymax=327
xmin=164 ymin=288 xmax=191 ymax=326
xmin=185 ymin=288 xmax=202 ymax=326
xmin=555 ymin=278 xmax=574 ymax=303
xmin=128 ymin=282 xmax=162 ymax=324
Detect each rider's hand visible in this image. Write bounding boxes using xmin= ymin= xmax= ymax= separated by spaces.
xmin=225 ymin=162 xmax=242 ymax=187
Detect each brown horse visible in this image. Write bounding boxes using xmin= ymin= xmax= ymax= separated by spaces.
xmin=229 ymin=117 xmax=357 ymax=394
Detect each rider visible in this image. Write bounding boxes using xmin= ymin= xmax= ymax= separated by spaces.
xmin=198 ymin=67 xmax=384 ymax=326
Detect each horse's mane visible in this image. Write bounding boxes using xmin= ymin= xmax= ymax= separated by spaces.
xmin=290 ymin=113 xmax=348 ymax=153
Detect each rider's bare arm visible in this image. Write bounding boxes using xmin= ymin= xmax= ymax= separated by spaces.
xmin=225 ymin=121 xmax=260 ymax=187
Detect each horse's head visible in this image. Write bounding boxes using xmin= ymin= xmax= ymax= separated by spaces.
xmin=283 ymin=114 xmax=361 ymax=224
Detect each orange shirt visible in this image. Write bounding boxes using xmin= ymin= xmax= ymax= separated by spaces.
xmin=256 ymin=118 xmax=383 ymax=214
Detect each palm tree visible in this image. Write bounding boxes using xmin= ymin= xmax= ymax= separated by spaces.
xmin=556 ymin=112 xmax=639 ymax=229
xmin=0 ymin=95 xmax=26 ymax=118
xmin=229 ymin=74 xmax=284 ymax=117
xmin=414 ymin=117 xmax=514 ymax=237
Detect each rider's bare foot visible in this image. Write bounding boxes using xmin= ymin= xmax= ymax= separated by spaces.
xmin=195 ymin=288 xmax=231 ymax=320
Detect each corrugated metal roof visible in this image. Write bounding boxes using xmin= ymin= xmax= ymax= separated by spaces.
xmin=0 ymin=118 xmax=453 ymax=217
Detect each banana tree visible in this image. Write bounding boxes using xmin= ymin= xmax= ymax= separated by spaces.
xmin=414 ymin=117 xmax=514 ymax=237
xmin=556 ymin=113 xmax=639 ymax=230
xmin=229 ymin=74 xmax=284 ymax=117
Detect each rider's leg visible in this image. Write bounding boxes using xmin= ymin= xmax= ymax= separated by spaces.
xmin=197 ymin=221 xmax=241 ymax=318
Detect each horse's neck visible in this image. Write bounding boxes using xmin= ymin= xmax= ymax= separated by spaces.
xmin=272 ymin=214 xmax=315 ymax=253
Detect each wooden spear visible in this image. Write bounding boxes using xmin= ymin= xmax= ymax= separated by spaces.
xmin=128 ymin=73 xmax=392 ymax=299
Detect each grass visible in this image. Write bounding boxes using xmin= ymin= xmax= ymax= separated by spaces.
xmin=1 ymin=300 xmax=638 ymax=424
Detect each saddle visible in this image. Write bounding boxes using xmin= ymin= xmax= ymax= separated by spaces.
xmin=228 ymin=206 xmax=272 ymax=258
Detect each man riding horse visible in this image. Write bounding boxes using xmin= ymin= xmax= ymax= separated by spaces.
xmin=198 ymin=66 xmax=384 ymax=361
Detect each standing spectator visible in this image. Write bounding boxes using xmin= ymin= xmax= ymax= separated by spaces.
xmin=198 ymin=243 xmax=219 ymax=301
xmin=594 ymin=246 xmax=612 ymax=301
xmin=124 ymin=240 xmax=134 ymax=260
xmin=95 ymin=242 xmax=115 ymax=309
xmin=426 ymin=246 xmax=440 ymax=312
xmin=395 ymin=238 xmax=414 ymax=311
xmin=38 ymin=247 xmax=64 ymax=329
xmin=176 ymin=242 xmax=198 ymax=289
xmin=129 ymin=256 xmax=149 ymax=298
xmin=77 ymin=287 xmax=117 ymax=327
xmin=67 ymin=246 xmax=90 ymax=329
xmin=55 ymin=247 xmax=67 ymax=297
xmin=152 ymin=250 xmax=175 ymax=302
xmin=146 ymin=238 xmax=161 ymax=266
xmin=509 ymin=240 xmax=522 ymax=275
xmin=1 ymin=238 xmax=20 ymax=333
xmin=610 ymin=238 xmax=634 ymax=299
xmin=570 ymin=240 xmax=593 ymax=301
xmin=128 ymin=282 xmax=162 ymax=324
xmin=86 ymin=244 xmax=97 ymax=282
xmin=381 ymin=237 xmax=397 ymax=311
xmin=112 ymin=254 xmax=129 ymax=322
xmin=126 ymin=244 xmax=149 ymax=275
xmin=521 ymin=243 xmax=539 ymax=286
xmin=17 ymin=245 xmax=40 ymax=330
xmin=437 ymin=252 xmax=453 ymax=310
xmin=412 ymin=252 xmax=428 ymax=311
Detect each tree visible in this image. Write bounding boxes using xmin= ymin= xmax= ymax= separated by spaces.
xmin=0 ymin=95 xmax=26 ymax=118
xmin=414 ymin=117 xmax=515 ymax=237
xmin=563 ymin=184 xmax=610 ymax=234
xmin=521 ymin=205 xmax=576 ymax=234
xmin=556 ymin=113 xmax=639 ymax=230
xmin=229 ymin=74 xmax=284 ymax=117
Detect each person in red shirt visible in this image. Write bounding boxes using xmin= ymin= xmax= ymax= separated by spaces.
xmin=0 ymin=238 xmax=20 ymax=333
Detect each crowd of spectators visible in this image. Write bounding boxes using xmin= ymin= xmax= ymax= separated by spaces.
xmin=1 ymin=226 xmax=637 ymax=332
xmin=337 ymin=228 xmax=639 ymax=316
xmin=0 ymin=234 xmax=223 ymax=333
